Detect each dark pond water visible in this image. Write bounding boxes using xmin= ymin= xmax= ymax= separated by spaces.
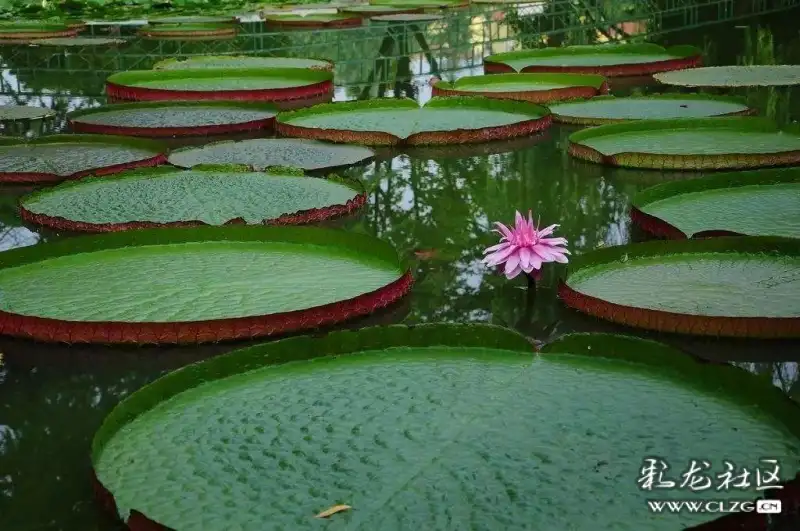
xmin=0 ymin=8 xmax=799 ymax=531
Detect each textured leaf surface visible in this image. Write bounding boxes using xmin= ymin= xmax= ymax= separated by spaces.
xmin=155 ymin=56 xmax=331 ymax=71
xmin=579 ymin=129 xmax=800 ymax=155
xmin=566 ymin=252 xmax=800 ymax=317
xmin=21 ymin=169 xmax=360 ymax=225
xmin=654 ymin=65 xmax=800 ymax=87
xmin=550 ymin=97 xmax=749 ymax=120
xmin=283 ymin=107 xmax=540 ymax=138
xmin=72 ymin=106 xmax=275 ymax=128
xmin=0 ymin=142 xmax=160 ymax=176
xmin=0 ymin=105 xmax=55 ymax=121
xmin=168 ymin=139 xmax=374 ymax=171
xmin=0 ymin=240 xmax=401 ymax=322
xmin=131 ymin=77 xmax=301 ymax=91
xmin=500 ymin=53 xmax=678 ymax=72
xmin=94 ymin=346 xmax=800 ymax=530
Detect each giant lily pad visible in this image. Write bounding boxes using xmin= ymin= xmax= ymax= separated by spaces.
xmin=0 ymin=226 xmax=411 ymax=344
xmin=341 ymin=5 xmax=423 ymax=15
xmin=32 ymin=37 xmax=125 ymax=46
xmin=168 ymin=138 xmax=375 ymax=172
xmin=67 ymin=101 xmax=277 ymax=138
xmin=654 ymin=65 xmax=800 ymax=87
xmin=0 ymin=22 xmax=79 ymax=41
xmin=484 ymin=43 xmax=702 ymax=77
xmin=19 ymin=166 xmax=366 ymax=232
xmin=276 ymin=96 xmax=551 ymax=146
xmin=371 ymin=13 xmax=444 ymax=22
xmin=0 ymin=105 xmax=56 ymax=136
xmin=138 ymin=23 xmax=238 ymax=40
xmin=431 ymin=73 xmax=609 ymax=103
xmin=549 ymin=94 xmax=753 ymax=125
xmin=631 ymin=168 xmax=800 ymax=240
xmin=153 ymin=55 xmax=333 ymax=71
xmin=105 ymin=68 xmax=333 ymax=110
xmin=567 ymin=117 xmax=800 ymax=171
xmin=264 ymin=14 xmax=362 ymax=28
xmin=90 ymin=324 xmax=800 ymax=530
xmin=559 ymin=236 xmax=800 ymax=338
xmin=147 ymin=15 xmax=238 ymax=25
xmin=0 ymin=134 xmax=166 ymax=184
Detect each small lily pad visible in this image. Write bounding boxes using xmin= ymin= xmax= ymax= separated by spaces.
xmin=654 ymin=65 xmax=800 ymax=87
xmin=168 ymin=139 xmax=375 ymax=172
xmin=560 ymin=236 xmax=800 ymax=337
xmin=32 ymin=37 xmax=126 ymax=46
xmin=568 ymin=117 xmax=800 ymax=171
xmin=371 ymin=14 xmax=444 ymax=22
xmin=0 ymin=134 xmax=166 ymax=184
xmin=0 ymin=105 xmax=56 ymax=121
xmin=19 ymin=166 xmax=366 ymax=231
xmin=68 ymin=101 xmax=277 ymax=138
xmin=549 ymin=94 xmax=753 ymax=125
xmin=138 ymin=23 xmax=238 ymax=40
xmin=147 ymin=15 xmax=238 ymax=25
xmin=631 ymin=167 xmax=800 ymax=239
xmin=484 ymin=43 xmax=702 ymax=77
xmin=264 ymin=14 xmax=363 ymax=28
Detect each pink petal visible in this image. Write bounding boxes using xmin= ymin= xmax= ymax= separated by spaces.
xmin=519 ymin=246 xmax=532 ymax=268
xmin=483 ymin=242 xmax=511 ymax=254
xmin=483 ymin=245 xmax=517 ymax=266
xmin=514 ymin=211 xmax=524 ymax=228
xmin=539 ymin=237 xmax=568 ymax=246
xmin=551 ymin=252 xmax=569 ymax=264
xmin=538 ymin=224 xmax=559 ymax=237
xmin=504 ymin=253 xmax=520 ymax=276
xmin=531 ymin=255 xmax=543 ymax=270
xmin=494 ymin=222 xmax=512 ymax=239
xmin=505 ymin=263 xmax=523 ymax=279
xmin=533 ymin=244 xmax=558 ymax=262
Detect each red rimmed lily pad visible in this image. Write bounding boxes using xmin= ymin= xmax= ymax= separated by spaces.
xmin=264 ymin=14 xmax=363 ymax=29
xmin=371 ymin=13 xmax=444 ymax=22
xmin=67 ymin=101 xmax=277 ymax=138
xmin=18 ymin=165 xmax=367 ymax=232
xmin=654 ymin=65 xmax=800 ymax=88
xmin=341 ymin=5 xmax=424 ymax=16
xmin=0 ymin=22 xmax=80 ymax=41
xmin=567 ymin=117 xmax=800 ymax=171
xmin=276 ymin=96 xmax=551 ymax=146
xmin=105 ymin=68 xmax=333 ymax=110
xmin=90 ymin=324 xmax=800 ymax=530
xmin=0 ymin=134 xmax=167 ymax=184
xmin=484 ymin=43 xmax=702 ymax=77
xmin=146 ymin=15 xmax=238 ymax=25
xmin=431 ymin=72 xmax=609 ymax=103
xmin=549 ymin=93 xmax=754 ymax=125
xmin=559 ymin=236 xmax=800 ymax=338
xmin=0 ymin=226 xmax=412 ymax=344
xmin=138 ymin=23 xmax=238 ymax=40
xmin=631 ymin=167 xmax=800 ymax=240
xmin=152 ymin=55 xmax=333 ymax=71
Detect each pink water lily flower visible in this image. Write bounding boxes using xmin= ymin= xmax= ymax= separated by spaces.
xmin=483 ymin=210 xmax=570 ymax=280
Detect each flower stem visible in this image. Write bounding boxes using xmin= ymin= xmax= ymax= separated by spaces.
xmin=526 ymin=273 xmax=536 ymax=290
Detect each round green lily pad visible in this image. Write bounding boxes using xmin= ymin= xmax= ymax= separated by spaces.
xmin=168 ymin=138 xmax=375 ymax=172
xmin=0 ymin=105 xmax=55 ymax=121
xmin=0 ymin=226 xmax=411 ymax=344
xmin=567 ymin=117 xmax=800 ymax=171
xmin=152 ymin=55 xmax=333 ymax=71
xmin=0 ymin=134 xmax=166 ymax=184
xmin=276 ymin=96 xmax=551 ymax=146
xmin=19 ymin=166 xmax=365 ymax=232
xmin=371 ymin=13 xmax=444 ymax=22
xmin=138 ymin=23 xmax=237 ymax=40
xmin=549 ymin=94 xmax=753 ymax=125
xmin=0 ymin=22 xmax=79 ymax=40
xmin=32 ymin=37 xmax=125 ymax=46
xmin=90 ymin=324 xmax=800 ymax=530
xmin=105 ymin=68 xmax=333 ymax=109
xmin=432 ymin=72 xmax=608 ymax=103
xmin=654 ymin=65 xmax=800 ymax=87
xmin=67 ymin=101 xmax=277 ymax=138
xmin=631 ymin=167 xmax=800 ymax=239
xmin=147 ymin=15 xmax=238 ymax=25
xmin=264 ymin=14 xmax=362 ymax=28
xmin=484 ymin=43 xmax=702 ymax=77
xmin=559 ymin=236 xmax=800 ymax=337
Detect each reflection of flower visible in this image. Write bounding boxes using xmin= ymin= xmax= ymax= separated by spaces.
xmin=483 ymin=210 xmax=570 ymax=280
